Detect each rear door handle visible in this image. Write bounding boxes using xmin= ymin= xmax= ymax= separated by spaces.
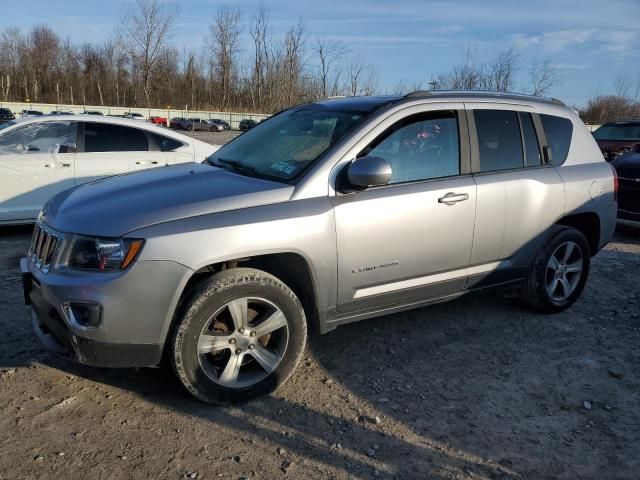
xmin=61 ymin=163 xmax=71 ymax=167
xmin=438 ymin=192 xmax=469 ymax=205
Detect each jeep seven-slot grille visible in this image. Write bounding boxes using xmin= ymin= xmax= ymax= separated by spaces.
xmin=28 ymin=223 xmax=60 ymax=272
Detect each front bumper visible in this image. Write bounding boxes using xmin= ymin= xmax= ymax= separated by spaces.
xmin=22 ymin=256 xmax=193 ymax=368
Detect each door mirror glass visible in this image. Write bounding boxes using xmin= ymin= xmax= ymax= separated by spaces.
xmin=347 ymin=156 xmax=392 ymax=188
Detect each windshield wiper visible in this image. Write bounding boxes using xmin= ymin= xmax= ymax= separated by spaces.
xmin=210 ymin=158 xmax=260 ymax=178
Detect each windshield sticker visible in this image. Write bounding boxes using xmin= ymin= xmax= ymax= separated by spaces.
xmin=271 ymin=161 xmax=297 ymax=175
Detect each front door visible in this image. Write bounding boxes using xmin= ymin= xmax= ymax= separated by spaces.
xmin=332 ymin=108 xmax=477 ymax=314
xmin=0 ymin=120 xmax=76 ymax=222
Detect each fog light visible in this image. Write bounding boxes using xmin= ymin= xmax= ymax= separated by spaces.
xmin=62 ymin=303 xmax=102 ymax=327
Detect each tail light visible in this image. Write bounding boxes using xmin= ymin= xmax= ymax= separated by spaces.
xmin=608 ymin=163 xmax=618 ymax=201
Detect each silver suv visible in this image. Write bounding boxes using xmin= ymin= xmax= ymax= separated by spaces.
xmin=21 ymin=92 xmax=618 ymax=403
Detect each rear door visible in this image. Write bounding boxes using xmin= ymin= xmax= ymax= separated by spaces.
xmin=465 ymin=104 xmax=565 ymax=286
xmin=0 ymin=120 xmax=77 ymax=221
xmin=75 ymin=122 xmax=167 ymax=183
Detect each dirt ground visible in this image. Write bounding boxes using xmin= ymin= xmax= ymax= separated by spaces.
xmin=0 ymin=225 xmax=638 ymax=480
xmin=0 ymin=128 xmax=638 ymax=480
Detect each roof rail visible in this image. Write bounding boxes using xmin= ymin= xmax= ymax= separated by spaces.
xmin=403 ymin=90 xmax=565 ymax=106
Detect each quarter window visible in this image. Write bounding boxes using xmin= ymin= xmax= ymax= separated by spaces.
xmin=0 ymin=121 xmax=76 ymax=155
xmin=474 ymin=110 xmax=523 ymax=172
xmin=540 ymin=114 xmax=573 ymax=165
xmin=83 ymin=123 xmax=149 ymax=152
xmin=359 ymin=111 xmax=460 ymax=184
xmin=149 ymin=133 xmax=184 ymax=152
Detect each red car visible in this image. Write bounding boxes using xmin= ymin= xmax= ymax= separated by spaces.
xmin=592 ymin=120 xmax=640 ymax=161
xmin=149 ymin=116 xmax=168 ymax=127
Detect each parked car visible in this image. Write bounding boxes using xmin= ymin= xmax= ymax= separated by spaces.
xmin=49 ymin=110 xmax=74 ymax=115
xmin=83 ymin=110 xmax=103 ymax=116
xmin=0 ymin=108 xmax=15 ymax=124
xmin=208 ymin=119 xmax=230 ymax=131
xmin=592 ymin=120 xmax=640 ymax=161
xmin=0 ymin=114 xmax=220 ymax=224
xmin=611 ymin=146 xmax=640 ymax=227
xmin=124 ymin=112 xmax=146 ymax=121
xmin=21 ymin=92 xmax=616 ymax=404
xmin=149 ymin=116 xmax=168 ymax=127
xmin=170 ymin=117 xmax=185 ymax=129
xmin=180 ymin=118 xmax=210 ymax=131
xmin=239 ymin=118 xmax=258 ymax=130
xmin=21 ymin=110 xmax=44 ymax=118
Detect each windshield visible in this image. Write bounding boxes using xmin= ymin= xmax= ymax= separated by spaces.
xmin=593 ymin=124 xmax=640 ymax=141
xmin=206 ymin=107 xmax=369 ymax=181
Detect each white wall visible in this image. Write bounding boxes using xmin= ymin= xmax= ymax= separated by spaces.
xmin=0 ymin=101 xmax=270 ymax=130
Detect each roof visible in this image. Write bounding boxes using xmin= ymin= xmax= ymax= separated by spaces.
xmin=309 ymin=90 xmax=566 ymax=113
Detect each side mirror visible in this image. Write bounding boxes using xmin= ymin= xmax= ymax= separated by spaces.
xmin=346 ymin=156 xmax=392 ymax=189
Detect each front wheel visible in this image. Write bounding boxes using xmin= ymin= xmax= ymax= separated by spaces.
xmin=522 ymin=226 xmax=590 ymax=313
xmin=171 ymin=268 xmax=307 ymax=403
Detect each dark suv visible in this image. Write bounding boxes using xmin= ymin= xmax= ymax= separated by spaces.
xmin=239 ymin=119 xmax=258 ymax=131
xmin=592 ymin=120 xmax=640 ymax=161
xmin=0 ymin=108 xmax=15 ymax=124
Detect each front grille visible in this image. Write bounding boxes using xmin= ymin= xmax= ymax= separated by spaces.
xmin=28 ymin=223 xmax=60 ymax=273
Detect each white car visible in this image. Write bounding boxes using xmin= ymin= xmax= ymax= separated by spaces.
xmin=124 ymin=112 xmax=145 ymax=121
xmin=0 ymin=114 xmax=220 ymax=224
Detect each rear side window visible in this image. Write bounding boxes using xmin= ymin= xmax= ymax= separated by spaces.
xmin=149 ymin=133 xmax=184 ymax=152
xmin=474 ymin=110 xmax=523 ymax=172
xmin=520 ymin=113 xmax=541 ymax=167
xmin=83 ymin=123 xmax=149 ymax=152
xmin=540 ymin=114 xmax=573 ymax=165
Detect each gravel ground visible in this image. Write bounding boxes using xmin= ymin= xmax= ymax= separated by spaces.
xmin=181 ymin=129 xmax=241 ymax=146
xmin=0 ymin=131 xmax=638 ymax=479
xmin=1 ymin=227 xmax=639 ymax=480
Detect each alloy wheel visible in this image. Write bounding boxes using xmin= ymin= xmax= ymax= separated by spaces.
xmin=545 ymin=241 xmax=584 ymax=302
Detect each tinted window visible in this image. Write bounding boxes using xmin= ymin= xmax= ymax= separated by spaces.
xmin=474 ymin=110 xmax=523 ymax=172
xmin=540 ymin=114 xmax=573 ymax=165
xmin=0 ymin=121 xmax=76 ymax=155
xmin=360 ymin=112 xmax=459 ymax=184
xmin=520 ymin=113 xmax=541 ymax=167
xmin=592 ymin=124 xmax=640 ymax=141
xmin=149 ymin=133 xmax=184 ymax=152
xmin=84 ymin=123 xmax=148 ymax=152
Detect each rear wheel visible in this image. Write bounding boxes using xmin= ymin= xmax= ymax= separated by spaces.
xmin=171 ymin=268 xmax=307 ymax=403
xmin=522 ymin=226 xmax=590 ymax=313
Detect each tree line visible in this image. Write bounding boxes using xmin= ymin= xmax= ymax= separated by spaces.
xmin=0 ymin=0 xmax=637 ymax=122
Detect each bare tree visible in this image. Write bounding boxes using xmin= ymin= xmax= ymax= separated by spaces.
xmin=485 ymin=47 xmax=518 ymax=92
xmin=528 ymin=58 xmax=561 ymax=96
xmin=282 ymin=18 xmax=306 ymax=107
xmin=249 ymin=3 xmax=269 ymax=110
xmin=119 ymin=0 xmax=177 ymax=107
xmin=315 ymin=38 xmax=346 ymax=98
xmin=208 ymin=6 xmax=242 ymax=110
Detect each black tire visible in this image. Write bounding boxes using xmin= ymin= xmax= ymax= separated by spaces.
xmin=522 ymin=226 xmax=591 ymax=313
xmin=171 ymin=268 xmax=307 ymax=404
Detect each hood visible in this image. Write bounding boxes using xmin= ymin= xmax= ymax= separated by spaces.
xmin=612 ymin=152 xmax=640 ymax=179
xmin=42 ymin=163 xmax=294 ymax=237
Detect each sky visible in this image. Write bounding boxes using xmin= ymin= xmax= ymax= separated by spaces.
xmin=3 ymin=0 xmax=640 ymax=108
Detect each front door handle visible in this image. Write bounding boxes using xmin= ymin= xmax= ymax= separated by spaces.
xmin=61 ymin=163 xmax=71 ymax=167
xmin=438 ymin=192 xmax=469 ymax=205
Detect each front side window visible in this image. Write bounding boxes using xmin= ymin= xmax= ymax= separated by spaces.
xmin=474 ymin=110 xmax=524 ymax=172
xmin=83 ymin=123 xmax=149 ymax=152
xmin=358 ymin=111 xmax=460 ymax=184
xmin=0 ymin=121 xmax=76 ymax=155
xmin=540 ymin=114 xmax=573 ymax=165
xmin=207 ymin=107 xmax=369 ymax=181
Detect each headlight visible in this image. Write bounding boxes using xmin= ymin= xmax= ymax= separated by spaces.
xmin=64 ymin=235 xmax=144 ymax=271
